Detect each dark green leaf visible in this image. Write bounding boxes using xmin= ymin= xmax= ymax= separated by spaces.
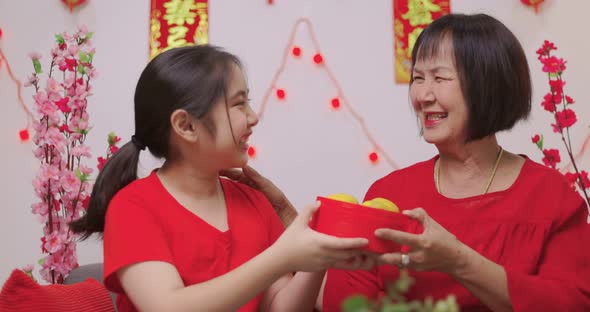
xmin=342 ymin=295 xmax=370 ymax=312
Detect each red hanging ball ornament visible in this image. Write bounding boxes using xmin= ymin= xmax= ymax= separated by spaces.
xmin=368 ymin=152 xmax=379 ymax=164
xmin=521 ymin=0 xmax=544 ymax=13
xmin=313 ymin=53 xmax=324 ymax=65
xmin=331 ymin=97 xmax=341 ymax=109
xmin=292 ymin=46 xmax=302 ymax=57
xmin=61 ymin=0 xmax=87 ymax=13
xmin=19 ymin=129 xmax=30 ymax=142
xmin=247 ymin=146 xmax=256 ymax=158
xmin=276 ymin=88 xmax=286 ymax=100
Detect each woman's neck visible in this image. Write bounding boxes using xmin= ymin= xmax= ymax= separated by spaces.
xmin=435 ymin=136 xmax=503 ymax=197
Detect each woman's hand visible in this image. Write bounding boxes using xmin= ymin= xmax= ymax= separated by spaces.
xmin=272 ymin=201 xmax=372 ymax=273
xmin=220 ymin=166 xmax=298 ymax=226
xmin=375 ymin=208 xmax=469 ymax=274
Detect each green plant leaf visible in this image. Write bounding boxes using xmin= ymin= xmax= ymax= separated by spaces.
xmin=85 ymin=32 xmax=94 ymax=41
xmin=75 ymin=168 xmax=89 ymax=182
xmin=107 ymin=132 xmax=118 ymax=145
xmin=33 ymin=59 xmax=43 ymax=74
xmin=394 ymin=271 xmax=414 ymax=294
xmin=55 ymin=33 xmax=65 ymax=44
xmin=78 ymin=51 xmax=89 ymax=63
xmin=536 ymin=134 xmax=544 ymax=150
xmin=77 ymin=64 xmax=86 ymax=74
xmin=342 ymin=295 xmax=371 ymax=312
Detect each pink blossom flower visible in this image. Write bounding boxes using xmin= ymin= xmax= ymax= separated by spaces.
xmin=28 ymin=52 xmax=42 ymax=61
xmin=31 ymin=202 xmax=49 ymax=216
xmin=87 ymin=68 xmax=98 ymax=79
xmin=46 ymin=78 xmax=61 ymax=93
xmin=542 ymin=149 xmax=561 ymax=169
xmin=33 ymin=146 xmax=45 ymax=159
xmin=60 ymin=171 xmax=81 ymax=194
xmin=45 ymin=127 xmax=67 ymax=152
xmin=44 ymin=232 xmax=65 ymax=253
xmin=22 ymin=264 xmax=35 ymax=273
xmin=33 ymin=90 xmax=49 ymax=105
xmin=24 ymin=75 xmax=39 ymax=87
xmin=55 ymin=97 xmax=71 ymax=113
xmin=66 ymin=45 xmax=79 ymax=58
xmin=565 ymin=95 xmax=575 ymax=104
xmin=71 ymin=145 xmax=91 ymax=158
xmin=63 ymin=31 xmax=74 ymax=41
xmin=97 ymin=156 xmax=107 ymax=170
xmin=531 ymin=134 xmax=540 ymax=144
xmin=59 ymin=124 xmax=72 ymax=133
xmin=77 ymin=120 xmax=89 ymax=131
xmin=39 ymin=163 xmax=60 ymax=182
xmin=555 ymin=109 xmax=577 ymax=129
xmin=79 ymin=165 xmax=93 ymax=175
xmin=580 ymin=171 xmax=590 ymax=189
xmin=59 ymin=58 xmax=77 ymax=71
xmin=541 ymin=93 xmax=559 ymax=112
xmin=549 ymin=79 xmax=564 ymax=95
xmin=26 ymin=27 xmax=96 ymax=284
xmin=70 ymin=132 xmax=83 ymax=141
xmin=541 ymin=56 xmax=566 ymax=73
xmin=77 ymin=25 xmax=88 ymax=38
xmin=564 ymin=172 xmax=578 ymax=190
xmin=536 ymin=40 xmax=556 ymax=57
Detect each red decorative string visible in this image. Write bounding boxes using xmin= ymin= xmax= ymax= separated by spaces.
xmin=0 ymin=47 xmax=34 ymax=130
xmin=256 ymin=17 xmax=400 ymax=169
xmin=561 ymin=132 xmax=590 ymax=173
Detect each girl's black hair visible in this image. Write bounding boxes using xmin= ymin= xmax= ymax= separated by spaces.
xmin=70 ymin=45 xmax=242 ymax=239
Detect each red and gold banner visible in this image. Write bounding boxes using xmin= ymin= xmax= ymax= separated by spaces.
xmin=394 ymin=0 xmax=450 ymax=83
xmin=149 ymin=0 xmax=209 ymax=59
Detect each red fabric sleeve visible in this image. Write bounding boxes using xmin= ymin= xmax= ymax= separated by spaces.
xmin=103 ymin=193 xmax=174 ymax=293
xmin=507 ymin=182 xmax=590 ymax=311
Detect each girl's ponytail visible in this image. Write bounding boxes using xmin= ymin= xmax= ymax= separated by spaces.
xmin=70 ymin=139 xmax=143 ymax=239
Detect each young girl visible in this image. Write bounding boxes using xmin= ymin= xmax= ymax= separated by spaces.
xmin=70 ymin=45 xmax=370 ymax=312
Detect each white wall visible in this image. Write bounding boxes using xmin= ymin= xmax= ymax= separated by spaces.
xmin=1 ymin=0 xmax=588 ymax=283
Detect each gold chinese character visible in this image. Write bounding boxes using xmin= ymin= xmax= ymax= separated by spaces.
xmin=194 ymin=4 xmax=208 ymax=44
xmin=407 ymin=27 xmax=425 ymax=57
xmin=402 ymin=0 xmax=442 ymax=26
xmin=167 ymin=25 xmax=189 ymax=47
xmin=163 ymin=0 xmax=198 ymax=25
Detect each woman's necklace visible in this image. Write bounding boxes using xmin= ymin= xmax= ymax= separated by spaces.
xmin=435 ymin=147 xmax=504 ymax=195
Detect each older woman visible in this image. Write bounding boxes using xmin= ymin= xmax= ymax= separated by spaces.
xmin=224 ymin=13 xmax=590 ymax=312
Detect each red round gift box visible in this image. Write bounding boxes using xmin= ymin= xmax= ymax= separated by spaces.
xmin=310 ymin=196 xmax=422 ymax=253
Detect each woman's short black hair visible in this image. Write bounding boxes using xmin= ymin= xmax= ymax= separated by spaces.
xmin=411 ymin=13 xmax=532 ymax=141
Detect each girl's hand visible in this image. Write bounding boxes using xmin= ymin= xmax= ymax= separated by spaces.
xmin=332 ymin=251 xmax=378 ymax=271
xmin=374 ymin=208 xmax=468 ymax=274
xmin=272 ymin=202 xmax=370 ymax=273
xmin=220 ymin=166 xmax=297 ymax=225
